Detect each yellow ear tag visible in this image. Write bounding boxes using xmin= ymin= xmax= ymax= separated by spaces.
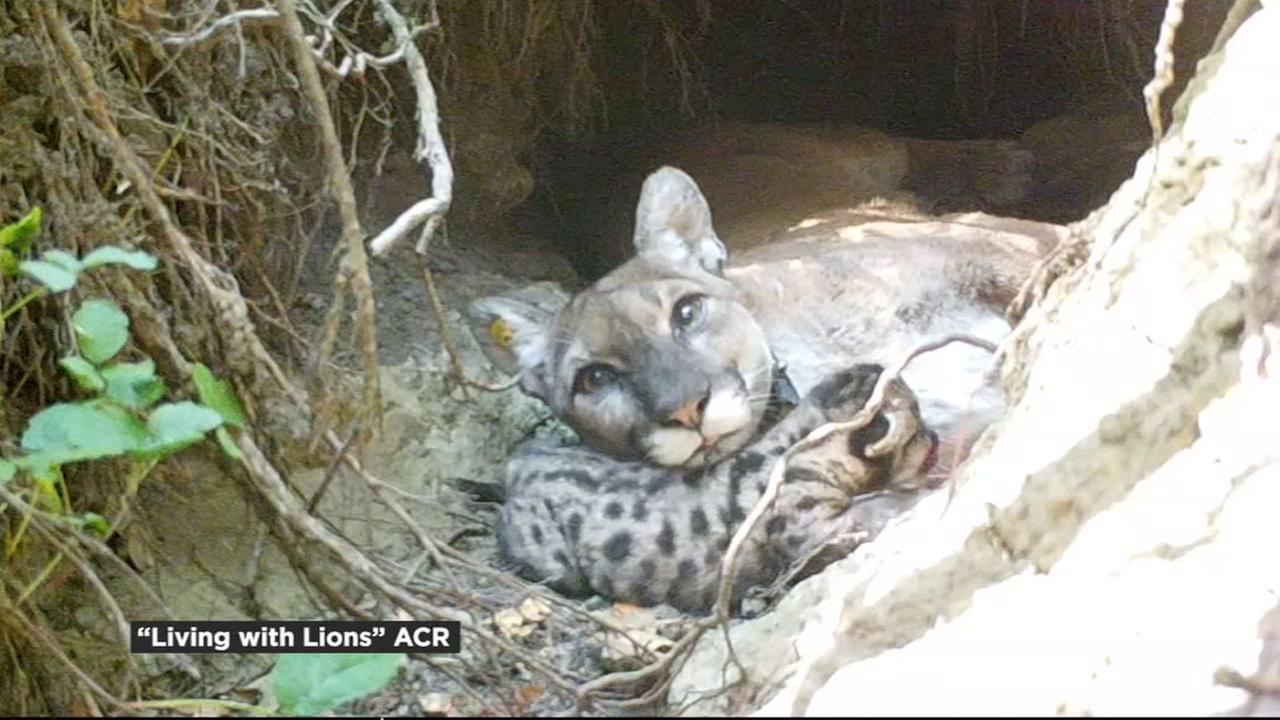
xmin=489 ymin=318 xmax=515 ymax=352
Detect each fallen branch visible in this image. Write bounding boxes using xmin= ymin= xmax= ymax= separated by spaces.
xmin=231 ymin=436 xmax=583 ymax=699
xmin=575 ymin=619 xmax=709 ymax=709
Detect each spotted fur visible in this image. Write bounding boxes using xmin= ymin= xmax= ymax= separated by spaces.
xmin=497 ymin=364 xmax=938 ymax=614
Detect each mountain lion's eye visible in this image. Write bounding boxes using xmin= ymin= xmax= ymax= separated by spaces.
xmin=672 ymin=293 xmax=707 ymax=331
xmin=574 ymin=364 xmax=619 ymax=395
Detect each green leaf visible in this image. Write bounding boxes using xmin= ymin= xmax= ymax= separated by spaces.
xmin=81 ymin=246 xmax=158 ymax=272
xmin=19 ymin=260 xmax=77 ymax=292
xmin=0 ymin=247 xmax=17 ymax=277
xmin=73 ymin=298 xmax=130 ymax=365
xmin=42 ymin=249 xmax=83 ymax=274
xmin=59 ymin=357 xmax=106 ymax=393
xmin=135 ymin=402 xmax=222 ymax=459
xmin=21 ymin=401 xmax=149 ymax=465
xmin=101 ymin=359 xmax=166 ymax=409
xmin=0 ymin=460 xmax=15 ymax=484
xmin=79 ymin=512 xmax=110 ymax=536
xmin=192 ymin=363 xmax=247 ymax=429
xmin=0 ymin=207 xmax=41 ymax=253
xmin=215 ymin=426 xmax=243 ymax=461
xmin=273 ymin=653 xmax=405 ymax=717
xmin=15 ymin=453 xmax=58 ymax=484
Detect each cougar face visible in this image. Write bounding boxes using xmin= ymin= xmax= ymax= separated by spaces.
xmin=470 ymin=163 xmax=1049 ymax=470
xmin=471 ymin=167 xmax=776 ymax=467
xmin=548 ymin=261 xmax=773 ymax=466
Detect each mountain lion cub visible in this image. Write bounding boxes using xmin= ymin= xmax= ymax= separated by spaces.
xmin=471 ymin=166 xmax=1063 ymax=471
xmin=497 ymin=363 xmax=939 ymax=613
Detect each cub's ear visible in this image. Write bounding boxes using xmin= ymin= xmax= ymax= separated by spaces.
xmin=466 ymin=282 xmax=568 ymax=401
xmin=633 ymin=166 xmax=727 ymax=275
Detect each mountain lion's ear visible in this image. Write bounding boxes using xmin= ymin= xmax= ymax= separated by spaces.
xmin=467 ymin=282 xmax=568 ymax=401
xmin=633 ymin=166 xmax=727 ymax=275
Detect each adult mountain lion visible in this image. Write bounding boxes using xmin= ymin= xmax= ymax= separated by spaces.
xmin=470 ymin=166 xmax=1065 ymax=471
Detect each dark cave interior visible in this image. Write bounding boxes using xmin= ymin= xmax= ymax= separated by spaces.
xmin=492 ymin=0 xmax=1233 ymax=280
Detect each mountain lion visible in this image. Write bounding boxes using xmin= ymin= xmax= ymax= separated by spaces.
xmin=469 ymin=166 xmax=1064 ymax=472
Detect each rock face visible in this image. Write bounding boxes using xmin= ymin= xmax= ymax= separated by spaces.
xmin=669 ymin=5 xmax=1280 ymax=716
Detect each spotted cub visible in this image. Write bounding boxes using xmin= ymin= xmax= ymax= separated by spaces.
xmin=497 ymin=364 xmax=938 ymax=614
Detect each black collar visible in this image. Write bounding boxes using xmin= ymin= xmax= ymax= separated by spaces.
xmin=759 ymin=360 xmax=799 ymax=430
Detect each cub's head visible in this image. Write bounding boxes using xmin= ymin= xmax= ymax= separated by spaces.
xmin=470 ymin=167 xmax=775 ymax=467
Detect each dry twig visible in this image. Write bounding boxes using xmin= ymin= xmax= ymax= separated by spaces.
xmin=418 ymin=253 xmax=520 ymax=392
xmin=160 ymin=7 xmax=281 ymax=46
xmin=367 ymin=0 xmax=452 ymax=257
xmin=274 ymin=0 xmax=382 ymax=441
xmin=1143 ymin=0 xmax=1185 ymax=147
xmin=231 ymin=437 xmax=583 ymax=699
xmin=713 ymin=333 xmax=998 ymax=622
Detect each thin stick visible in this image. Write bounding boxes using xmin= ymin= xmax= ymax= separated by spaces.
xmin=231 ymin=437 xmax=579 ymax=698
xmin=1143 ymin=0 xmax=1186 ymax=147
xmin=307 ymin=423 xmax=359 ymax=513
xmin=28 ymin=523 xmax=137 ymax=677
xmin=160 ymin=7 xmax=281 ymax=46
xmin=125 ymin=698 xmax=278 ymax=716
xmin=0 ymin=605 xmax=125 ymax=712
xmin=576 ymin=334 xmax=1003 ymax=707
xmin=367 ymin=0 xmax=453 ymax=256
xmin=713 ymin=333 xmax=998 ymax=621
xmin=417 ymin=253 xmax=519 ymax=392
xmin=275 ymin=0 xmax=382 ymax=439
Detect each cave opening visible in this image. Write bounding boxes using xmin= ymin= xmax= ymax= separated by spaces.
xmin=489 ymin=0 xmax=1233 ymax=281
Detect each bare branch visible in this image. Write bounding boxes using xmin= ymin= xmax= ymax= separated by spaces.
xmin=367 ymin=0 xmax=453 ymax=256
xmin=275 ymin=0 xmax=382 ymax=438
xmin=162 ymin=0 xmax=452 ymax=255
xmin=161 ymin=4 xmax=435 ymax=80
xmin=1143 ymin=0 xmax=1186 ymax=146
xmin=160 ymin=7 xmax=281 ymax=46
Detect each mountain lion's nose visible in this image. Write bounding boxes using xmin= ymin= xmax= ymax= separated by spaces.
xmin=666 ymin=394 xmax=709 ymax=429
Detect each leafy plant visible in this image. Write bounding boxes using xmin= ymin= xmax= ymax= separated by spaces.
xmin=1 ymin=207 xmax=159 ymax=327
xmin=1 ymin=206 xmax=246 ymax=563
xmin=272 ymin=653 xmax=406 ymax=716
